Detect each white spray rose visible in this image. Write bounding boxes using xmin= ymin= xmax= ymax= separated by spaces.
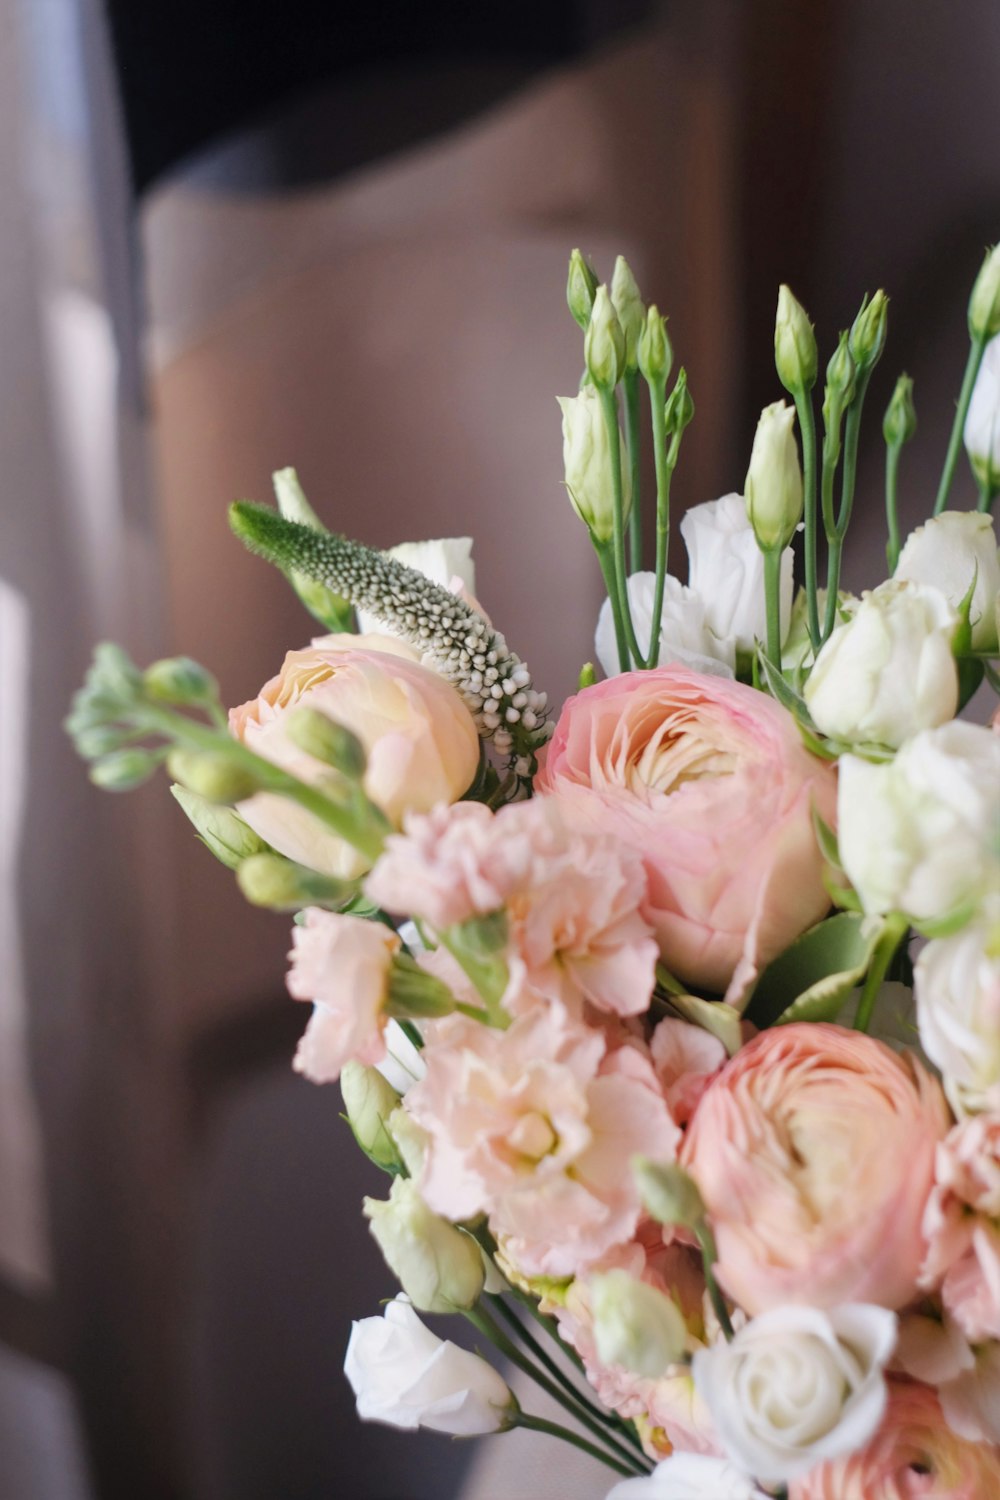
xmin=363 ymin=1178 xmax=485 ymax=1313
xmin=356 ymin=538 xmax=477 ymax=634
xmin=605 ymin=1455 xmax=769 ymax=1500
xmin=964 ymin=333 xmax=1000 ymax=490
xmin=680 ymin=494 xmax=794 ymax=656
xmin=595 ymin=572 xmax=735 ymax=678
xmin=590 ymin=1269 xmax=688 ymax=1378
xmin=558 ymin=387 xmax=631 ymax=543
xmin=915 ymin=907 xmax=1000 ymax=1117
xmin=803 ymin=579 xmax=959 ymax=748
xmin=692 ymin=1304 xmax=897 ymax=1485
xmin=894 ymin=510 xmax=1000 ymax=650
xmin=838 ymin=721 xmax=1000 ymax=923
xmin=344 ymin=1295 xmax=513 ymax=1434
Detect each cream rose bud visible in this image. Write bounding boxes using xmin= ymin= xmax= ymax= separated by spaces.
xmin=558 ymin=387 xmax=631 ymax=542
xmin=595 ymin=572 xmax=735 ymax=679
xmin=605 ymin=1455 xmax=770 ymax=1500
xmin=837 ymin=721 xmax=1000 ymax=923
xmin=894 ymin=510 xmax=1000 ymax=650
xmin=229 ymin=634 xmax=480 ymax=878
xmin=364 ymin=1178 xmax=485 ymax=1314
xmin=693 ymin=1305 xmax=897 ymax=1485
xmin=915 ymin=910 xmax=1000 ymax=1117
xmin=803 ymin=580 xmax=959 ymax=748
xmin=590 ymin=1269 xmax=688 ymax=1378
xmin=345 ymin=1295 xmax=513 ymax=1435
xmin=964 ymin=334 xmax=1000 ymax=490
xmin=680 ymin=494 xmax=795 ymax=656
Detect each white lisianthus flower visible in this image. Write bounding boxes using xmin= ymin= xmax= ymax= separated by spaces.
xmin=356 ymin=538 xmax=477 ymax=633
xmin=595 ymin=572 xmax=735 ymax=678
xmin=590 ymin=1268 xmax=688 ymax=1378
xmin=837 ymin=722 xmax=1000 ymax=923
xmin=363 ymin=1178 xmax=485 ymax=1313
xmin=692 ymin=1304 xmax=897 ymax=1485
xmin=804 ymin=580 xmax=959 ymax=748
xmin=894 ymin=510 xmax=1000 ymax=651
xmin=558 ymin=386 xmax=631 ymax=543
xmin=345 ymin=1295 xmax=513 ymax=1434
xmin=964 ymin=333 xmax=1000 ymax=490
xmin=680 ymin=494 xmax=794 ymax=656
xmin=374 ymin=1016 xmax=426 ymax=1095
xmin=915 ymin=907 xmax=1000 ymax=1117
xmin=604 ymin=1454 xmax=769 ymax=1500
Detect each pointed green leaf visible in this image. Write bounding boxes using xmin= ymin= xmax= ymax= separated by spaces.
xmin=662 ymin=992 xmax=742 ymax=1056
xmin=743 ymin=912 xmax=885 ymax=1030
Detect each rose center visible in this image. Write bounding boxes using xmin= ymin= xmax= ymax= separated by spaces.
xmin=627 ymin=715 xmax=736 ymax=796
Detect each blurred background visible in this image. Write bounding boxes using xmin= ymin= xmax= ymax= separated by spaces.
xmin=1 ymin=1 xmax=997 ymax=1496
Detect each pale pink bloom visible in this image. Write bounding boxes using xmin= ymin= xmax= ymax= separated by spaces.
xmin=897 ymin=1314 xmax=1000 ymax=1446
xmin=407 ymin=1008 xmax=679 ymax=1278
xmin=536 ymin=667 xmax=837 ymax=1007
xmin=650 ymin=1018 xmax=728 ymax=1125
xmin=789 ymin=1380 xmax=1000 ymax=1499
xmin=230 ymin=633 xmax=480 ymax=878
xmin=365 ymin=802 xmax=511 ymax=929
xmin=682 ymin=1024 xmax=950 ymax=1314
xmin=286 ymin=910 xmax=400 ymax=1082
xmin=920 ymin=1115 xmax=1000 ymax=1343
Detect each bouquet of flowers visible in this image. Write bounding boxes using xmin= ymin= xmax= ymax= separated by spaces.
xmin=67 ymin=244 xmax=1000 ymax=1499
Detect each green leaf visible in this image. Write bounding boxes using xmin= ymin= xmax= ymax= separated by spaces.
xmin=660 ymin=992 xmax=742 ymax=1056
xmin=743 ymin=912 xmax=885 ymax=1030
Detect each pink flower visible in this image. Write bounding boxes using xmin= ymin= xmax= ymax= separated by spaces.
xmin=650 ymin=1018 xmax=728 ymax=1125
xmin=535 ymin=667 xmax=837 ymax=1005
xmin=921 ymin=1114 xmax=1000 ymax=1343
xmin=789 ymin=1380 xmax=1000 ymax=1500
xmin=286 ymin=910 xmax=400 ymax=1082
xmin=405 ymin=1008 xmax=679 ymax=1277
xmin=681 ymin=1024 xmax=950 ymax=1314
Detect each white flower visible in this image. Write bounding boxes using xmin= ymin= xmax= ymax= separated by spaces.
xmin=894 ymin=510 xmax=1000 ymax=651
xmin=804 ymin=580 xmax=959 ymax=748
xmin=682 ymin=494 xmax=795 ymax=657
xmin=558 ymin=386 xmax=631 ymax=542
xmin=595 ymin=572 xmax=735 ymax=678
xmin=374 ymin=1017 xmax=426 ymax=1095
xmin=344 ymin=1295 xmax=512 ymax=1434
xmin=604 ymin=1454 xmax=769 ymax=1500
xmin=692 ymin=1303 xmax=897 ymax=1484
xmin=915 ymin=907 xmax=1000 ymax=1116
xmin=356 ymin=537 xmax=477 ymax=633
xmin=964 ymin=333 xmax=1000 ymax=489
xmin=590 ymin=1268 xmax=688 ymax=1378
xmin=363 ymin=1178 xmax=485 ymax=1313
xmin=744 ymin=401 xmax=803 ymax=551
xmin=837 ymin=721 xmax=1000 ymax=922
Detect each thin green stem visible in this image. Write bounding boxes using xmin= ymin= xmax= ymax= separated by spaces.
xmin=599 ymin=387 xmax=643 ymax=667
xmin=977 ymin=473 xmax=1000 ymax=513
xmin=836 ymin=370 xmax=872 ymax=536
xmin=514 ymin=1412 xmax=639 ymax=1478
xmin=822 ymin=537 xmax=843 ymax=644
xmin=793 ymin=386 xmax=820 ymax=649
xmin=763 ymin=547 xmax=782 ymax=664
xmin=885 ymin=440 xmax=904 ymax=573
xmin=595 ymin=538 xmax=630 ymax=672
xmin=643 ymin=373 xmax=672 ymax=668
xmin=694 ymin=1223 xmax=734 ymax=1341
xmin=624 ymin=371 xmax=643 ymax=573
xmin=854 ymin=914 xmax=908 ymax=1034
xmin=935 ymin=332 xmax=988 ymax=515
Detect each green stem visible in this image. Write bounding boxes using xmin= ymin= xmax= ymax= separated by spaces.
xmin=624 ymin=371 xmax=643 ymax=573
xmin=599 ymin=387 xmax=643 ymax=667
xmin=694 ymin=1223 xmax=734 ymax=1341
xmin=934 ymin=332 xmax=988 ymax=516
xmin=643 ymin=374 xmax=673 ymax=669
xmin=885 ymin=440 xmax=904 ymax=573
xmin=822 ymin=537 xmax=843 ymax=644
xmin=836 ymin=370 xmax=872 ymax=535
xmin=977 ymin=473 xmax=1000 ymax=513
xmin=854 ymin=913 xmax=908 ymax=1034
xmin=595 ymin=538 xmax=630 ymax=673
xmin=793 ymin=386 xmax=820 ymax=649
xmin=763 ymin=547 xmax=782 ymax=664
xmin=514 ymin=1412 xmax=639 ymax=1478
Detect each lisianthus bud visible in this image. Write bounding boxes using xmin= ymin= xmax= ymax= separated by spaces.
xmin=849 ymin=290 xmax=889 ymax=373
xmin=387 ymin=1106 xmax=429 ymax=1178
xmin=143 ymin=655 xmax=218 ymax=706
xmin=744 ymin=401 xmax=803 ymax=550
xmin=285 ymin=708 xmax=367 ymax=778
xmin=585 ymin=285 xmax=625 ymax=390
xmin=236 ymin=851 xmax=353 ymax=910
xmin=566 ymin=247 xmax=599 ymax=330
xmin=822 ymin=332 xmax=857 ymax=466
xmin=557 ymin=387 xmax=631 ymax=543
xmin=90 ymin=747 xmax=159 ymax=791
xmin=171 ymin=784 xmax=270 ymax=869
xmin=968 ymin=244 xmax=1000 ymax=340
xmin=364 ymin=1178 xmax=485 ymax=1313
xmin=664 ymin=368 xmax=694 ymax=437
xmin=167 ymin=749 xmax=262 ymax=803
xmin=610 ymin=255 xmax=646 ymax=372
xmin=341 ymin=1061 xmax=404 ymax=1172
xmin=637 ymin=304 xmax=672 ymax=385
xmin=964 ymin=334 xmax=1000 ymax=490
xmin=883 ymin=373 xmax=917 ymax=448
xmin=775 ymin=284 xmax=818 ymax=392
xmin=633 ymin=1158 xmax=706 ymax=1230
xmin=895 ymin=510 xmax=1000 ymax=651
xmin=590 ymin=1268 xmax=688 ymax=1378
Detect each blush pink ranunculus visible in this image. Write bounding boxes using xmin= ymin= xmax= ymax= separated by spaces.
xmin=920 ymin=1114 xmax=1000 ymax=1344
xmin=229 ymin=633 xmax=481 ymax=878
xmin=681 ymin=1023 xmax=951 ymax=1315
xmin=535 ymin=667 xmax=837 ymax=1005
xmin=286 ymin=909 xmax=400 ymax=1082
xmin=789 ymin=1380 xmax=1000 ymax=1500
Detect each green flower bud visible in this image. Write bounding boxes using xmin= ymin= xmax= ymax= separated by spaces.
xmin=340 ymin=1061 xmax=404 ymax=1173
xmin=664 ymin=368 xmax=694 ymax=437
xmin=637 ymin=305 xmax=672 ymax=386
xmin=285 ymin=707 xmax=366 ymax=778
xmin=610 ymin=255 xmax=646 ymax=372
xmin=167 ymin=749 xmax=262 ymax=803
xmin=745 ymin=400 xmax=803 ymax=551
xmin=90 ymin=642 xmax=142 ymax=702
xmin=364 ymin=1178 xmax=485 ymax=1313
xmin=386 ymin=951 xmax=456 ymax=1019
xmin=590 ymin=1269 xmax=688 ymax=1378
xmin=143 ymin=656 xmax=218 ymax=706
xmin=73 ymin=722 xmax=131 ymax=760
xmin=170 ymin=784 xmax=270 ymax=869
xmin=775 ymin=284 xmax=818 ymax=393
xmin=848 ymin=290 xmax=889 ymax=373
xmin=557 ymin=387 xmax=632 ymax=543
xmin=968 ymin=244 xmax=1000 ymax=340
xmin=585 ymin=286 xmax=625 ymax=390
xmin=235 ymin=851 xmax=353 ymax=910
xmin=882 ymin=374 xmax=917 ymax=448
xmin=822 ymin=332 xmax=857 ymax=466
xmin=566 ymin=247 xmax=599 ymax=330
xmin=89 ymin=747 xmax=159 ymax=792
xmin=578 ymin=661 xmax=597 ymax=690
xmin=632 ymin=1158 xmax=706 ymax=1229
xmin=388 ymin=1105 xmax=429 ymax=1178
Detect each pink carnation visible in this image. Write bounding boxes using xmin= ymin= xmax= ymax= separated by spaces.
xmin=286 ymin=910 xmax=400 ymax=1082
xmin=650 ymin=1018 xmax=728 ymax=1125
xmin=921 ymin=1114 xmax=1000 ymax=1343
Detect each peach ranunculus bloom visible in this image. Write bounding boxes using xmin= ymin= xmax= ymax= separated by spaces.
xmin=229 ymin=633 xmax=481 ymax=878
xmin=534 ymin=667 xmax=837 ymax=1006
xmin=404 ymin=1007 xmax=679 ymax=1278
xmin=286 ymin=909 xmax=400 ymax=1082
xmin=920 ymin=1114 xmax=1000 ymax=1344
xmin=681 ymin=1023 xmax=951 ymax=1315
xmin=789 ymin=1379 xmax=1000 ymax=1500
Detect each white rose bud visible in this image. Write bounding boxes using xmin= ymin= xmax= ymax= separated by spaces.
xmin=964 ymin=335 xmax=1000 ymax=492
xmin=744 ymin=401 xmax=803 ymax=552
xmin=558 ymin=387 xmax=632 ymax=544
xmin=590 ymin=1269 xmax=688 ymax=1378
xmin=344 ymin=1295 xmax=513 ymax=1434
xmin=681 ymin=493 xmax=795 ymax=656
xmin=803 ymin=579 xmax=959 ymax=748
xmin=692 ymin=1304 xmax=897 ymax=1485
xmin=595 ymin=572 xmax=734 ymax=679
xmin=838 ymin=721 xmax=1000 ymax=923
xmin=895 ymin=509 xmax=1000 ymax=651
xmin=364 ymin=1178 xmax=485 ymax=1313
xmin=605 ymin=1454 xmax=771 ymax=1500
xmin=915 ymin=906 xmax=1000 ymax=1117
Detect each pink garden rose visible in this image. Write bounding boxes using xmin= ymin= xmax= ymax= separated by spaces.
xmin=229 ymin=633 xmax=480 ymax=878
xmin=286 ymin=909 xmax=400 ymax=1082
xmin=790 ymin=1380 xmax=1000 ymax=1500
xmin=921 ymin=1114 xmax=1000 ymax=1343
xmin=682 ymin=1024 xmax=950 ymax=1314
xmin=535 ymin=667 xmax=837 ymax=1005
